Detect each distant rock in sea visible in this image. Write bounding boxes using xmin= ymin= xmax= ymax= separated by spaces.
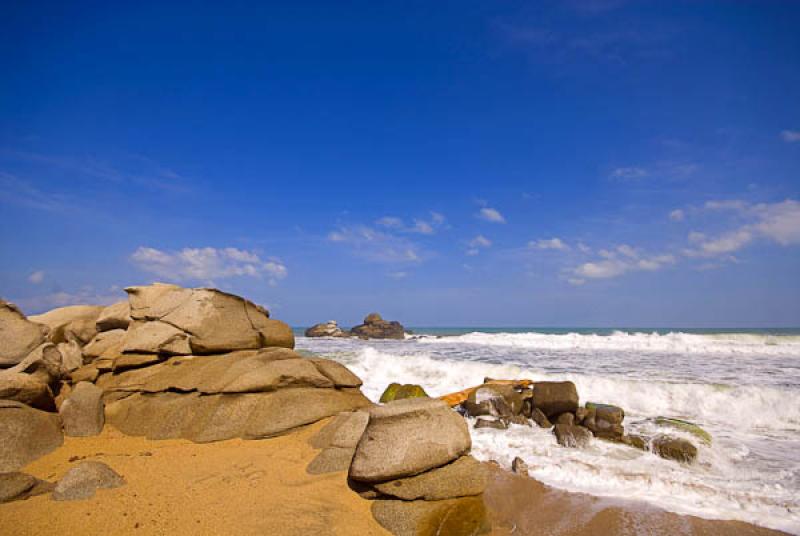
xmin=350 ymin=312 xmax=405 ymax=339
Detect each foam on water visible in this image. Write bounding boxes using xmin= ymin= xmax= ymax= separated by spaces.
xmin=298 ymin=331 xmax=800 ymax=534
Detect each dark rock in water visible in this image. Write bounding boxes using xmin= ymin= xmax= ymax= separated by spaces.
xmin=379 ymin=382 xmax=429 ymax=403
xmin=530 ymin=408 xmax=552 ymax=429
xmin=553 ymin=424 xmax=592 ymax=448
xmin=474 ymin=418 xmax=507 ymax=430
xmin=304 ymin=320 xmax=350 ymax=338
xmin=622 ymin=434 xmax=649 ymax=450
xmin=372 ymin=455 xmax=487 ymax=501
xmin=349 ymin=398 xmax=471 ymax=483
xmin=349 ymin=313 xmax=405 ymax=340
xmin=655 ymin=417 xmax=712 ymax=445
xmin=59 ymin=381 xmax=104 ymax=437
xmin=585 ymin=402 xmax=625 ymax=425
xmin=533 ymin=382 xmax=579 ymax=417
xmin=554 ymin=412 xmax=575 ymax=426
xmin=652 ymin=435 xmax=698 ymax=464
xmin=52 ymin=461 xmax=125 ymax=501
xmin=0 ymin=400 xmax=63 ymax=472
xmin=504 ymin=414 xmax=531 ymax=427
xmin=0 ymin=472 xmax=55 ymax=503
xmin=463 ymin=384 xmax=523 ymax=418
xmin=371 ymin=495 xmax=490 ymax=536
xmin=511 ymin=457 xmax=528 ymax=477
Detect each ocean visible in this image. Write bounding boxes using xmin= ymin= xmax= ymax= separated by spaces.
xmin=296 ymin=328 xmax=800 ymax=534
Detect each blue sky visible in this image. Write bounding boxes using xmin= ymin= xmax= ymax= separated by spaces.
xmin=1 ymin=1 xmax=799 ymax=327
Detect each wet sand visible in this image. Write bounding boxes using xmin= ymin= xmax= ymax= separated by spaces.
xmin=0 ymin=423 xmax=787 ymax=536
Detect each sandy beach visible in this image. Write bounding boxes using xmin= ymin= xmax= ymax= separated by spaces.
xmin=1 ymin=421 xmax=787 ymax=536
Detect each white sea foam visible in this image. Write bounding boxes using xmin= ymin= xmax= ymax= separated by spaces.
xmin=297 ymin=333 xmax=800 ymax=534
xmin=416 ymin=330 xmax=800 ymax=356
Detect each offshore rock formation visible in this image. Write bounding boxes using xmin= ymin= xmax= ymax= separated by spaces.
xmin=306 ymin=312 xmax=406 ymax=340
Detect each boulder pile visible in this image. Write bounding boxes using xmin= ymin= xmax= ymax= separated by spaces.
xmin=305 ymin=312 xmax=406 ymax=340
xmin=448 ymin=379 xmax=704 ymax=465
xmin=308 ymin=397 xmax=490 ymax=536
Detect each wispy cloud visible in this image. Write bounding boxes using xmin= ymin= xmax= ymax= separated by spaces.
xmin=13 ymin=286 xmax=123 ymax=315
xmin=477 ymin=207 xmax=506 ymax=223
xmin=610 ymin=167 xmax=648 ymax=180
xmin=131 ymin=246 xmax=288 ymax=285
xmin=27 ymin=270 xmax=45 ymax=284
xmin=570 ymin=245 xmax=676 ymax=284
xmin=780 ymin=130 xmax=800 ymax=143
xmin=669 ymin=209 xmax=685 ymax=222
xmin=0 ymin=172 xmax=74 ymax=213
xmin=466 ymin=235 xmax=492 ymax=256
xmin=375 ymin=211 xmax=446 ymax=235
xmin=530 ymin=237 xmax=570 ymax=251
xmin=328 ymin=226 xmax=422 ymax=264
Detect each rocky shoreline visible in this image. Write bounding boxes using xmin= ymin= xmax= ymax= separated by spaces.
xmin=0 ymin=284 xmax=789 ymax=535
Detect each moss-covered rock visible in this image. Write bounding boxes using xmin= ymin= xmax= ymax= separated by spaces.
xmin=379 ymin=383 xmax=429 ymax=403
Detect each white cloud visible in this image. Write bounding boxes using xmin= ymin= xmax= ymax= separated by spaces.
xmin=684 ymin=199 xmax=800 ymax=258
xmin=28 ymin=270 xmax=45 ymax=284
xmin=571 ymin=246 xmax=675 ymax=281
xmin=780 ymin=130 xmax=800 ymax=142
xmin=477 ymin=207 xmax=506 ymax=223
xmin=669 ymin=209 xmax=685 ymax=222
xmin=387 ymin=271 xmax=408 ymax=279
xmin=610 ymin=167 xmax=648 ymax=180
xmin=530 ymin=237 xmax=569 ymax=250
xmin=430 ymin=212 xmax=446 ymax=224
xmin=13 ymin=286 xmax=123 ymax=314
xmin=327 ymin=226 xmax=422 ymax=264
xmin=577 ymin=242 xmax=592 ymax=254
xmin=131 ymin=246 xmax=288 ymax=285
xmin=376 ymin=213 xmax=444 ymax=234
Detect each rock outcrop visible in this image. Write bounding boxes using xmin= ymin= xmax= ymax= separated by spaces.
xmin=29 ymin=305 xmax=104 ymax=345
xmin=0 ymin=372 xmax=55 ymax=411
xmin=349 ymin=313 xmax=405 ymax=340
xmin=307 ymin=410 xmax=370 ymax=474
xmin=0 ymin=400 xmax=63 ymax=472
xmin=51 ymin=461 xmax=125 ymax=501
xmin=0 ymin=300 xmax=49 ymax=367
xmin=304 ymin=320 xmax=350 ymax=338
xmin=95 ymin=301 xmax=131 ymax=332
xmin=652 ymin=435 xmax=698 ymax=463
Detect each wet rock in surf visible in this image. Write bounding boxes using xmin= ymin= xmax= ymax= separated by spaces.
xmin=652 ymin=435 xmax=698 ymax=463
xmin=553 ymin=424 xmax=593 ymax=448
xmin=379 ymin=382 xmax=429 ymax=403
xmin=474 ymin=418 xmax=507 ymax=430
xmin=532 ymin=381 xmax=579 ymax=417
xmin=463 ymin=384 xmax=523 ymax=418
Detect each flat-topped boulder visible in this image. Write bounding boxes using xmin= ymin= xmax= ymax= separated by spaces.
xmin=95 ymin=301 xmax=131 ymax=332
xmin=124 ymin=283 xmax=294 ymax=353
xmin=0 ymin=372 xmax=55 ymax=411
xmin=0 ymin=300 xmax=49 ymax=367
xmin=349 ymin=312 xmax=405 ymax=340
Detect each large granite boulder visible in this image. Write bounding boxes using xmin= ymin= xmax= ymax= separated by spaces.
xmin=59 ymin=381 xmax=104 ymax=436
xmin=82 ymin=329 xmax=126 ymax=361
xmin=0 ymin=300 xmax=49 ymax=367
xmin=372 ymin=455 xmax=487 ymax=501
xmin=350 ymin=398 xmax=471 ymax=483
xmin=307 ymin=410 xmax=370 ymax=474
xmin=95 ymin=301 xmax=131 ymax=332
xmin=101 ymin=349 xmax=371 ymax=442
xmin=0 ymin=372 xmax=55 ymax=411
xmin=532 ymin=381 xmax=579 ymax=417
xmin=0 ymin=400 xmax=63 ymax=472
xmin=56 ymin=341 xmax=83 ymax=372
xmin=305 ymin=320 xmax=349 ymax=338
xmin=29 ymin=305 xmax=104 ymax=345
xmin=2 ymin=342 xmax=64 ymax=388
xmin=124 ymin=283 xmax=294 ymax=353
xmin=349 ymin=313 xmax=405 ymax=340
xmin=52 ymin=461 xmax=125 ymax=501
